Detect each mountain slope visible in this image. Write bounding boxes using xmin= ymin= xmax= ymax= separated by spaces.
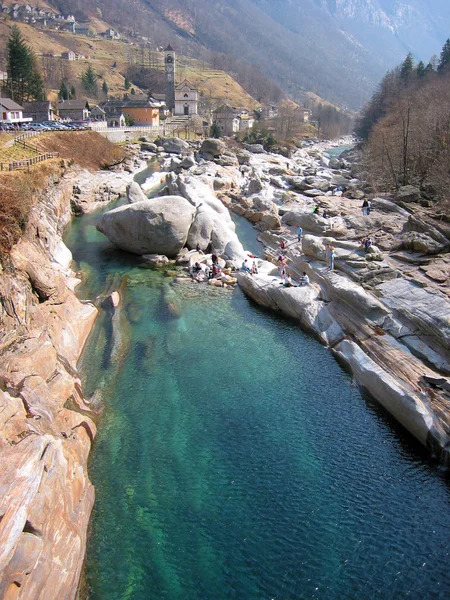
xmin=45 ymin=0 xmax=450 ymax=108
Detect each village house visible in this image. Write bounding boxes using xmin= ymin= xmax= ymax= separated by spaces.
xmin=151 ymin=94 xmax=169 ymax=116
xmin=90 ymin=105 xmax=106 ymax=122
xmin=174 ymin=80 xmax=198 ymax=116
xmin=213 ymin=104 xmax=240 ymax=135
xmin=61 ymin=51 xmax=75 ymax=60
xmin=100 ymin=28 xmax=120 ymax=40
xmin=58 ymin=99 xmax=90 ymax=121
xmin=74 ymin=22 xmax=91 ymax=36
xmin=22 ymin=101 xmax=54 ymax=122
xmin=102 ymin=105 xmax=126 ymax=127
xmin=101 ymin=95 xmax=161 ymax=126
xmin=0 ymin=99 xmax=32 ymax=124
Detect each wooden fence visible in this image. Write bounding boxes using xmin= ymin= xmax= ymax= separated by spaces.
xmin=0 ymin=152 xmax=59 ymax=171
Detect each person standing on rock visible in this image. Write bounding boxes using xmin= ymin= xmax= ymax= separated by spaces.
xmin=280 ymin=239 xmax=286 ymax=254
xmin=297 ymin=226 xmax=303 ymax=243
xmin=362 ymin=199 xmax=369 ymax=216
xmin=366 ymin=199 xmax=372 ymax=215
xmin=329 ymin=245 xmax=336 ymax=270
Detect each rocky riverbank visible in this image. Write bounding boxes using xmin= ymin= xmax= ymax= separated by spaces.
xmin=100 ymin=134 xmax=450 ymax=462
xmin=0 ymin=152 xmax=142 ymax=598
xmin=1 ymin=131 xmax=449 ymax=596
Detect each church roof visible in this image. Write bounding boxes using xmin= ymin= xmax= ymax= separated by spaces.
xmin=165 ymin=44 xmax=174 ymax=51
xmin=175 ymin=79 xmax=197 ymax=91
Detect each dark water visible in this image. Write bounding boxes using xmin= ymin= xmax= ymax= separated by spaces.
xmin=65 ymin=190 xmax=450 ymax=600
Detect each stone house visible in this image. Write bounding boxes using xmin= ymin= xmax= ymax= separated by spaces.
xmin=58 ymin=99 xmax=90 ymax=121
xmin=22 ymin=101 xmax=55 ymax=122
xmin=90 ymin=105 xmax=106 ymax=122
xmin=213 ymin=104 xmax=240 ymax=135
xmin=61 ymin=51 xmax=75 ymax=60
xmin=174 ymin=80 xmax=198 ymax=116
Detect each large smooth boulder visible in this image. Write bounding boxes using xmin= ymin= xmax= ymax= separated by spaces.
xmin=126 ymin=181 xmax=147 ymax=204
xmin=200 ymin=138 xmax=226 ymax=156
xmin=96 ymin=196 xmax=195 ymax=257
xmin=186 ymin=207 xmax=215 ymax=249
xmin=161 ymin=137 xmax=190 ymax=154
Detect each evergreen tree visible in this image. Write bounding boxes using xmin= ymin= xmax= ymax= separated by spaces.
xmin=70 ymin=85 xmax=76 ymax=98
xmin=438 ymin=38 xmax=450 ymax=72
xmin=81 ymin=65 xmax=98 ymax=95
xmin=425 ymin=62 xmax=434 ymax=74
xmin=102 ymin=80 xmax=108 ymax=95
xmin=124 ymin=77 xmax=130 ymax=90
xmin=59 ymin=81 xmax=69 ymax=100
xmin=6 ymin=25 xmax=44 ymax=103
xmin=210 ymin=123 xmax=220 ymax=138
xmin=416 ymin=61 xmax=426 ymax=78
xmin=130 ymin=87 xmax=135 ymax=95
xmin=400 ymin=53 xmax=414 ymax=82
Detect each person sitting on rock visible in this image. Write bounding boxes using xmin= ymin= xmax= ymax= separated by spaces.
xmin=251 ymin=260 xmax=259 ymax=275
xmin=364 ymin=237 xmax=372 ymax=253
xmin=193 ymin=262 xmax=202 ymax=273
xmin=284 ymin=274 xmax=293 ymax=287
xmin=299 ymin=272 xmax=310 ymax=286
xmin=211 ymin=253 xmax=218 ymax=265
xmin=313 ymin=204 xmax=319 ymax=214
xmin=241 ymin=259 xmax=251 ymax=273
xmin=212 ymin=263 xmax=221 ymax=277
xmin=280 ymin=239 xmax=287 ymax=254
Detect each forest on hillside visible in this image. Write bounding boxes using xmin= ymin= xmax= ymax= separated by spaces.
xmin=357 ymin=39 xmax=450 ymax=210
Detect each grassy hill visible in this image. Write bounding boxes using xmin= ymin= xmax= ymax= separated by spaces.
xmin=0 ymin=18 xmax=260 ymax=110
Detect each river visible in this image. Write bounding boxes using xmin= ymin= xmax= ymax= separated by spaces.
xmin=64 ymin=158 xmax=450 ymax=600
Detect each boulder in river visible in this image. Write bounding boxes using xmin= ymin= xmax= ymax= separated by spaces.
xmin=96 ymin=196 xmax=195 ymax=257
xmin=126 ymin=181 xmax=147 ymax=204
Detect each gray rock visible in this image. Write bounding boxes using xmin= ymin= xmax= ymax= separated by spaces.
xmin=141 ymin=254 xmax=170 ymax=266
xmin=181 ymin=155 xmax=196 ymax=169
xmin=246 ymin=177 xmax=263 ymax=195
xmin=236 ymin=150 xmax=251 ymax=165
xmin=216 ymin=154 xmax=238 ymax=167
xmin=96 ymin=195 xmax=195 ymax=257
xmin=200 ymin=138 xmax=226 ymax=156
xmin=401 ymin=232 xmax=447 ymax=255
xmin=376 ymin=278 xmax=450 ymax=351
xmin=186 ymin=207 xmax=214 ymax=250
xmin=161 ymin=137 xmax=190 ymax=154
xmin=371 ymin=197 xmax=410 ymax=216
xmin=245 ymin=143 xmax=265 ymax=154
xmin=140 ymin=142 xmax=158 ymax=153
xmin=126 ymin=181 xmax=147 ymax=204
xmin=329 ymin=157 xmax=343 ymax=169
xmin=395 ymin=185 xmax=421 ymax=203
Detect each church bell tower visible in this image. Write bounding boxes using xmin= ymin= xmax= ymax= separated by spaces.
xmin=164 ymin=44 xmax=176 ymax=112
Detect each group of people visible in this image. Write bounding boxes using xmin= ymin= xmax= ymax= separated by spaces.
xmin=192 ymin=252 xmax=222 ymax=281
xmin=241 ymin=259 xmax=259 ymax=275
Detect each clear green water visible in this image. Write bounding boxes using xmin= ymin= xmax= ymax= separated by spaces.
xmin=65 ymin=201 xmax=450 ymax=600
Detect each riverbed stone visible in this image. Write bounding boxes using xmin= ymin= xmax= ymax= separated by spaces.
xmin=96 ymin=196 xmax=196 ymax=257
xmin=126 ymin=181 xmax=148 ymax=204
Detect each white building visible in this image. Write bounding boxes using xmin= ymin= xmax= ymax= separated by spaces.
xmin=0 ymin=99 xmax=32 ymax=124
xmin=174 ymin=80 xmax=198 ymax=116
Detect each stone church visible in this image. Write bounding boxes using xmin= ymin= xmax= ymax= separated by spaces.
xmin=164 ymin=45 xmax=198 ymax=116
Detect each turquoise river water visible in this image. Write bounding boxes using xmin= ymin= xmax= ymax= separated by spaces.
xmin=64 ymin=183 xmax=450 ymax=600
